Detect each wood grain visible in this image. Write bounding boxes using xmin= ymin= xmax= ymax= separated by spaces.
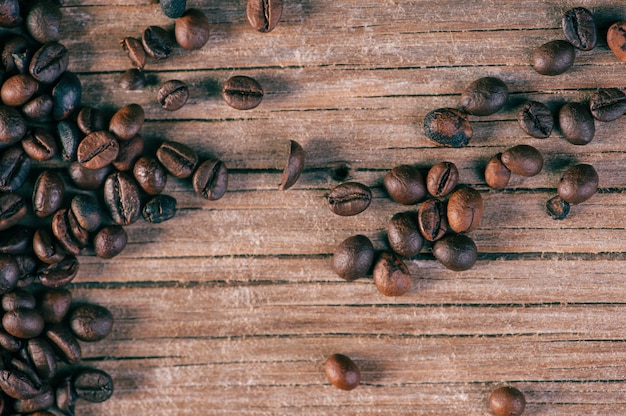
xmin=18 ymin=0 xmax=626 ymax=414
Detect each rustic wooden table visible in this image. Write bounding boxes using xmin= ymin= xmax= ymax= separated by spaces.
xmin=55 ymin=0 xmax=626 ymax=414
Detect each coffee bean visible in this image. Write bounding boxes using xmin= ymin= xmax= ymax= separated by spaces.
xmin=157 ymin=80 xmax=189 ymax=111
xmin=25 ymin=0 xmax=62 ymax=44
xmin=557 ymin=163 xmax=598 ymax=204
xmin=77 ymin=131 xmax=119 ymax=170
xmin=52 ymin=75 xmax=82 ymax=120
xmin=373 ymin=251 xmax=412 ymax=296
xmin=55 ymin=375 xmax=77 ymax=414
xmin=324 ymin=353 xmax=360 ymax=391
xmin=484 ymin=153 xmax=511 ymax=190
xmin=0 ymin=105 xmax=26 ymax=145
xmin=27 ymin=338 xmax=56 ymax=381
xmin=559 ymin=102 xmax=595 ymax=145
xmin=387 ymin=211 xmax=423 ymax=258
xmin=562 ymin=7 xmax=597 ymax=51
xmin=2 ymin=34 xmax=32 ymax=74
xmin=1 ymin=74 xmax=39 ymax=106
xmin=423 ymin=107 xmax=472 ymax=148
xmin=44 ymin=324 xmax=81 ymax=364
xmin=56 ymin=120 xmax=82 ymax=162
xmin=160 ymin=0 xmax=186 ymax=18
xmin=607 ymin=22 xmax=626 ymax=63
xmin=426 ymin=161 xmax=458 ymax=198
xmin=103 ymin=172 xmax=141 ymax=225
xmin=446 ymin=187 xmax=483 ymax=233
xmin=0 ymin=327 xmax=21 ymax=351
xmin=156 ymin=140 xmax=199 ymax=179
xmin=93 ymin=225 xmax=128 ymax=259
xmin=113 ymin=134 xmax=144 ymax=171
xmin=119 ymin=37 xmax=146 ymax=70
xmin=2 ymin=289 xmax=35 ymax=311
xmin=37 ymin=288 xmax=71 ymax=324
xmin=279 ymin=140 xmax=305 ymax=191
xmin=22 ymin=94 xmax=53 ymax=120
xmin=142 ymin=25 xmax=173 ymax=60
xmin=22 ymin=128 xmax=58 ymax=161
xmin=69 ymin=194 xmax=103 ymax=232
xmin=3 ymin=308 xmax=45 ymax=339
xmin=119 ymin=68 xmax=146 ymax=90
xmin=133 ymin=156 xmax=167 ymax=195
xmin=29 ymin=42 xmax=69 ymax=84
xmin=0 ymin=369 xmax=40 ymax=400
xmin=0 ymin=146 xmax=30 ymax=192
xmin=432 ymin=233 xmax=478 ymax=271
xmin=67 ymin=162 xmax=111 ymax=190
xmin=192 ymin=159 xmax=228 ymax=200
xmin=247 ymin=0 xmax=283 ymax=33
xmin=0 ymin=192 xmax=27 ymax=231
xmin=459 ymin=76 xmax=508 ymax=116
xmin=37 ymin=256 xmax=79 ymax=288
xmin=327 ymin=182 xmax=372 ymax=216
xmin=383 ymin=164 xmax=426 ymax=205
xmin=69 ymin=304 xmax=113 ymax=342
xmin=33 ymin=228 xmax=65 ymax=265
xmin=489 ymin=386 xmax=526 ymax=416
xmin=14 ymin=384 xmax=55 ymax=413
xmin=0 ymin=226 xmax=34 ymax=255
xmin=222 ymin=75 xmax=264 ymax=110
xmin=331 ymin=234 xmax=374 ymax=281
xmin=417 ymin=198 xmax=448 ymax=242
xmin=142 ymin=194 xmax=177 ymax=224
xmin=175 ymin=8 xmax=210 ymax=50
xmin=546 ymin=195 xmax=570 ymax=220
xmin=589 ymin=88 xmax=626 ymax=122
xmin=32 ymin=170 xmax=65 ymax=218
xmin=77 ymin=106 xmax=108 ymax=135
xmin=109 ymin=103 xmax=144 ymax=140
xmin=0 ymin=0 xmax=22 ymax=28
xmin=73 ymin=368 xmax=113 ymax=403
xmin=500 ymin=144 xmax=543 ymax=177
xmin=532 ymin=40 xmax=575 ymax=76
xmin=0 ymin=255 xmax=19 ymax=294
xmin=517 ymin=101 xmax=553 ymax=138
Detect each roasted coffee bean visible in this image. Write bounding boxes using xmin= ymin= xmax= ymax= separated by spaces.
xmin=70 ymin=194 xmax=103 ymax=232
xmin=327 ymin=182 xmax=372 ymax=216
xmin=589 ymin=88 xmax=626 ymax=122
xmin=22 ymin=94 xmax=53 ymax=120
xmin=3 ymin=308 xmax=45 ymax=339
xmin=446 ymin=187 xmax=483 ymax=233
xmin=25 ymin=0 xmax=62 ymax=43
xmin=0 ymin=146 xmax=30 ymax=192
xmin=459 ymin=76 xmax=508 ymax=116
xmin=383 ymin=164 xmax=426 ymax=205
xmin=29 ymin=42 xmax=69 ymax=84
xmin=143 ymin=194 xmax=177 ymax=224
xmin=2 ymin=34 xmax=30 ymax=74
xmin=32 ymin=170 xmax=65 ymax=218
xmin=557 ymin=163 xmax=598 ymax=204
xmin=562 ymin=7 xmax=597 ymax=51
xmin=546 ymin=195 xmax=570 ymax=220
xmin=247 ymin=0 xmax=283 ymax=33
xmin=37 ymin=256 xmax=79 ymax=287
xmin=27 ymin=338 xmax=56 ymax=380
xmin=73 ymin=368 xmax=113 ymax=403
xmin=373 ymin=251 xmax=412 ymax=296
xmin=56 ymin=120 xmax=82 ymax=162
xmin=156 ymin=140 xmax=199 ymax=179
xmin=387 ymin=211 xmax=423 ymax=258
xmin=0 ymin=255 xmax=19 ymax=294
xmin=55 ymin=375 xmax=77 ymax=414
xmin=14 ymin=255 xmax=36 ymax=285
xmin=68 ymin=162 xmax=111 ymax=190
xmin=433 ymin=233 xmax=478 ymax=271
xmin=8 ymin=357 xmax=42 ymax=392
xmin=324 ymin=353 xmax=360 ymax=391
xmin=109 ymin=103 xmax=144 ymax=140
xmin=14 ymin=384 xmax=55 ymax=413
xmin=175 ymin=8 xmax=210 ymax=50
xmin=0 ymin=105 xmax=26 ymax=145
xmin=38 ymin=288 xmax=71 ymax=324
xmin=1 ymin=74 xmax=38 ymax=106
xmin=133 ymin=156 xmax=167 ymax=195
xmin=22 ymin=128 xmax=58 ymax=161
xmin=331 ymin=234 xmax=375 ymax=281
xmin=417 ymin=198 xmax=448 ymax=242
xmin=77 ymin=131 xmax=119 ymax=170
xmin=119 ymin=68 xmax=146 ymax=90
xmin=0 ymin=0 xmax=22 ymax=28
xmin=33 ymin=228 xmax=65 ymax=265
xmin=423 ymin=107 xmax=472 ymax=148
xmin=44 ymin=324 xmax=81 ymax=364
xmin=160 ymin=0 xmax=186 ymax=18
xmin=279 ymin=140 xmax=305 ymax=191
xmin=93 ymin=225 xmax=128 ymax=259
xmin=77 ymin=106 xmax=108 ymax=135
xmin=426 ymin=161 xmax=458 ymax=198
xmin=103 ymin=172 xmax=141 ymax=225
xmin=484 ymin=153 xmax=511 ymax=190
xmin=532 ymin=40 xmax=575 ymax=76
xmin=0 ymin=369 xmax=40 ymax=400
xmin=0 ymin=226 xmax=33 ymax=255
xmin=489 ymin=386 xmax=526 ymax=416
xmin=67 ymin=207 xmax=90 ymax=249
xmin=192 ymin=159 xmax=228 ymax=200
xmin=113 ymin=134 xmax=144 ymax=171
xmin=500 ymin=144 xmax=543 ymax=177
xmin=222 ymin=75 xmax=264 ymax=110
xmin=119 ymin=37 xmax=146 ymax=70
xmin=0 ymin=327 xmax=21 ymax=351
xmin=157 ymin=80 xmax=189 ymax=111
xmin=559 ymin=102 xmax=595 ymax=145
xmin=69 ymin=304 xmax=113 ymax=342
xmin=607 ymin=22 xmax=626 ymax=63
xmin=0 ymin=192 xmax=26 ymax=231
xmin=517 ymin=101 xmax=553 ymax=138
xmin=2 ymin=289 xmax=35 ymax=311
xmin=142 ymin=25 xmax=173 ymax=60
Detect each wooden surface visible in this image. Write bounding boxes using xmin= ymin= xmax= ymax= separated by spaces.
xmin=49 ymin=0 xmax=626 ymax=414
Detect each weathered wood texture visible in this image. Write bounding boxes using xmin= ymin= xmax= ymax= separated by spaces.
xmin=36 ymin=0 xmax=626 ymax=414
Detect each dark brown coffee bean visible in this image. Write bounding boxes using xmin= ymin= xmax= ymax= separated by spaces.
xmin=44 ymin=324 xmax=81 ymax=364
xmin=383 ymin=164 xmax=426 ymax=205
xmin=426 ymin=161 xmax=458 ymax=198
xmin=489 ymin=386 xmax=526 ymax=416
xmin=557 ymin=163 xmax=598 ymax=204
xmin=25 ymin=0 xmax=62 ymax=44
xmin=3 ymin=308 xmax=44 ymax=339
xmin=589 ymin=88 xmax=626 ymax=122
xmin=247 ymin=0 xmax=283 ymax=33
xmin=33 ymin=228 xmax=65 ymax=265
xmin=423 ymin=107 xmax=472 ymax=148
xmin=279 ymin=140 xmax=305 ymax=191
xmin=459 ymin=76 xmax=508 ymax=116
xmin=331 ymin=234 xmax=374 ymax=281
xmin=175 ymin=8 xmax=210 ymax=50
xmin=51 ymin=71 xmax=81 ymax=121
xmin=558 ymin=102 xmax=595 ymax=145
xmin=22 ymin=94 xmax=53 ymax=120
xmin=21 ymin=128 xmax=57 ymax=161
xmin=73 ymin=368 xmax=113 ymax=403
xmin=55 ymin=375 xmax=77 ymax=414
xmin=27 ymin=338 xmax=56 ymax=381
xmin=608 ymin=22 xmax=626 ymax=63
xmin=119 ymin=37 xmax=146 ymax=70
xmin=0 ymin=369 xmax=40 ymax=400
xmin=67 ymin=207 xmax=90 ymax=249
xmin=222 ymin=75 xmax=264 ymax=110
xmin=324 ymin=353 xmax=360 ymax=391
xmin=484 ymin=153 xmax=511 ymax=190
xmin=56 ymin=120 xmax=82 ymax=162
xmin=1 ymin=74 xmax=38 ymax=106
xmin=500 ymin=144 xmax=543 ymax=177
xmin=562 ymin=7 xmax=597 ymax=51
xmin=0 ymin=0 xmax=22 ymax=28
xmin=0 ymin=226 xmax=33 ymax=255
xmin=109 ymin=103 xmax=144 ymax=140
xmin=157 ymin=79 xmax=189 ymax=111
xmin=69 ymin=304 xmax=113 ymax=342
xmin=77 ymin=131 xmax=119 ymax=170
xmin=67 ymin=162 xmax=111 ymax=190
xmin=192 ymin=159 xmax=228 ymax=200
xmin=160 ymin=0 xmax=186 ymax=18
xmin=93 ymin=225 xmax=128 ymax=259
xmin=156 ymin=140 xmax=199 ymax=179
xmin=417 ymin=198 xmax=448 ymax=242
xmin=327 ymin=182 xmax=372 ymax=216
xmin=0 ymin=192 xmax=26 ymax=231
xmin=0 ymin=326 xmax=21 ymax=351
xmin=0 ymin=146 xmax=30 ymax=192
xmin=32 ymin=170 xmax=65 ymax=218
xmin=546 ymin=195 xmax=570 ymax=220
xmin=0 ymin=105 xmax=26 ymax=145
xmin=446 ymin=187 xmax=483 ymax=233
xmin=29 ymin=42 xmax=69 ymax=84
xmin=373 ymin=251 xmax=412 ymax=296
xmin=142 ymin=194 xmax=177 ymax=224
xmin=69 ymin=194 xmax=102 ymax=232
xmin=387 ymin=211 xmax=423 ymax=258
xmin=2 ymin=289 xmax=35 ymax=311
xmin=77 ymin=106 xmax=108 ymax=135
xmin=38 ymin=288 xmax=71 ymax=324
xmin=119 ymin=68 xmax=146 ymax=90
xmin=0 ymin=255 xmax=19 ymax=294
xmin=517 ymin=101 xmax=553 ymax=138
xmin=14 ymin=384 xmax=55 ymax=413
xmin=532 ymin=40 xmax=575 ymax=76
xmin=433 ymin=233 xmax=478 ymax=271
xmin=113 ymin=133 xmax=144 ymax=172
xmin=2 ymin=34 xmax=30 ymax=74
xmin=37 ymin=256 xmax=79 ymax=287
xmin=142 ymin=25 xmax=173 ymax=60
xmin=103 ymin=172 xmax=141 ymax=225
xmin=133 ymin=156 xmax=167 ymax=195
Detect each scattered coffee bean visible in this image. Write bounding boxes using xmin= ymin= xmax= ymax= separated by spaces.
xmin=383 ymin=164 xmax=426 ymax=205
xmin=50 ymin=209 xmax=82 ymax=255
xmin=2 ymin=288 xmax=36 ymax=311
xmin=113 ymin=134 xmax=145 ymax=172
xmin=484 ymin=153 xmax=511 ymax=190
xmin=222 ymin=75 xmax=264 ymax=110
xmin=68 ymin=162 xmax=111 ymax=190
xmin=423 ymin=107 xmax=472 ymax=147
xmin=103 ymin=172 xmax=141 ymax=226
xmin=44 ymin=324 xmax=81 ymax=364
xmin=192 ymin=159 xmax=228 ymax=200
xmin=21 ymin=128 xmax=58 ymax=161
xmin=607 ymin=22 xmax=626 ymax=63
xmin=32 ymin=170 xmax=65 ymax=218
xmin=489 ymin=386 xmax=526 ymax=416
xmin=157 ymin=80 xmax=189 ymax=111
xmin=160 ymin=0 xmax=186 ymax=18
xmin=37 ymin=256 xmax=79 ymax=287
xmin=279 ymin=140 xmax=305 ymax=191
xmin=0 ymin=255 xmax=19 ymax=293
xmin=119 ymin=36 xmax=146 ymax=70
xmin=460 ymin=76 xmax=508 ymax=116
xmin=73 ymin=367 xmax=114 ymax=403
xmin=77 ymin=106 xmax=108 ymax=135
xmin=142 ymin=194 xmax=177 ymax=224
xmin=38 ymin=288 xmax=72 ymax=324
xmin=175 ymin=8 xmax=210 ymax=50
xmin=500 ymin=144 xmax=543 ymax=177
xmin=142 ymin=25 xmax=173 ymax=60
xmin=51 ymin=70 xmax=82 ymax=120
xmin=1 ymin=74 xmax=38 ymax=107
xmin=446 ymin=187 xmax=483 ymax=233
xmin=27 ymin=338 xmax=56 ymax=380
xmin=247 ymin=0 xmax=283 ymax=33
xmin=589 ymin=88 xmax=626 ymax=122
xmin=517 ymin=101 xmax=553 ymax=138
xmin=25 ymin=0 xmax=62 ymax=44
xmin=2 ymin=308 xmax=44 ymax=339
xmin=33 ymin=228 xmax=65 ymax=265
xmin=0 ymin=105 xmax=26 ymax=145
xmin=373 ymin=251 xmax=412 ymax=296
xmin=532 ymin=40 xmax=575 ymax=76
xmin=156 ymin=140 xmax=199 ymax=179
xmin=119 ymin=68 xmax=146 ymax=90
xmin=109 ymin=103 xmax=145 ymax=140
xmin=546 ymin=195 xmax=570 ymax=220
xmin=93 ymin=225 xmax=128 ymax=260
xmin=557 ymin=163 xmax=598 ymax=204
xmin=417 ymin=198 xmax=448 ymax=242
xmin=327 ymin=182 xmax=372 ymax=216
xmin=433 ymin=233 xmax=478 ymax=271
xmin=562 ymin=7 xmax=597 ymax=51
xmin=69 ymin=194 xmax=103 ymax=232
xmin=559 ymin=102 xmax=595 ymax=145
xmin=69 ymin=303 xmax=114 ymax=342
xmin=0 ymin=193 xmax=27 ymax=231
xmin=324 ymin=353 xmax=360 ymax=391
xmin=0 ymin=146 xmax=30 ymax=192
xmin=56 ymin=120 xmax=81 ymax=162
xmin=133 ymin=155 xmax=168 ymax=195
xmin=22 ymin=94 xmax=53 ymax=121
xmin=426 ymin=161 xmax=458 ymax=198
xmin=0 ymin=369 xmax=40 ymax=400
xmin=387 ymin=211 xmax=423 ymax=258
xmin=331 ymin=234 xmax=375 ymax=281
xmin=29 ymin=42 xmax=69 ymax=84
xmin=77 ymin=131 xmax=120 ymax=170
